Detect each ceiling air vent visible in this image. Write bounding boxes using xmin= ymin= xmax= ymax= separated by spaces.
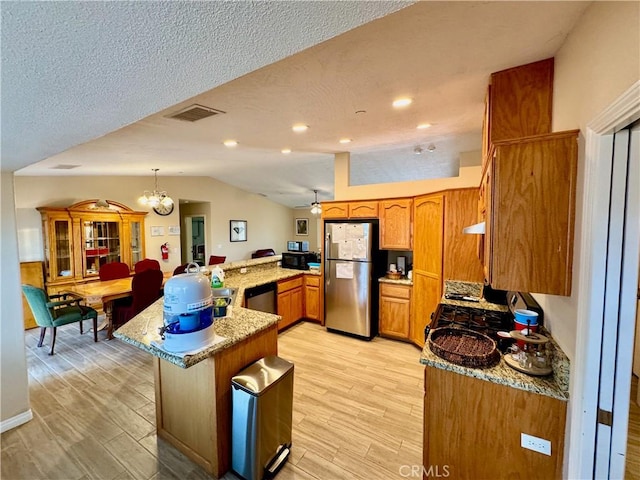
xmin=167 ymin=104 xmax=225 ymax=122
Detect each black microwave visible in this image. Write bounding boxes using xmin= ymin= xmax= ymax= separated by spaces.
xmin=282 ymin=252 xmax=316 ymax=270
xmin=287 ymin=241 xmax=309 ymax=252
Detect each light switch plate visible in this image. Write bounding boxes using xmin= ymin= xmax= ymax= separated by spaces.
xmin=521 ymin=433 xmax=551 ymax=456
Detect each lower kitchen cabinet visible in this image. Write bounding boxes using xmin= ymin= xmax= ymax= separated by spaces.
xmin=379 ymin=283 xmax=411 ymax=340
xmin=303 ymin=274 xmax=321 ymax=322
xmin=423 ymin=366 xmax=566 ymax=479
xmin=277 ymin=276 xmax=303 ymax=331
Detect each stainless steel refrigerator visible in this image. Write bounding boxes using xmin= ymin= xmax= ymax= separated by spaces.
xmin=324 ymin=221 xmax=379 ymax=338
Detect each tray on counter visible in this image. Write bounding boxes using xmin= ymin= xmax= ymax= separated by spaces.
xmin=428 ymin=327 xmax=499 ymax=368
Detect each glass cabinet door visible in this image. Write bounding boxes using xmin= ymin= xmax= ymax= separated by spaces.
xmin=130 ymin=221 xmax=143 ymax=266
xmin=53 ymin=219 xmax=73 ymax=280
xmin=83 ymin=220 xmax=121 ymax=276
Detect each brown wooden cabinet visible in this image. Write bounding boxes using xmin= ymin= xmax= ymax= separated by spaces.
xmin=379 ymin=198 xmax=412 ymax=250
xmin=348 ymin=201 xmax=378 ymax=218
xmin=277 ymin=275 xmax=304 ymax=331
xmin=20 ymin=261 xmax=45 ymax=329
xmin=321 ymin=200 xmax=378 ymax=219
xmin=411 ymin=193 xmax=444 ymax=347
xmin=379 ymin=283 xmax=411 ymax=340
xmin=38 ymin=200 xmax=146 ymax=294
xmin=321 ymin=202 xmax=349 ymax=219
xmin=424 ymin=366 xmax=566 ymax=479
xmin=488 ymin=58 xmax=554 ymax=146
xmin=442 ymin=189 xmax=484 ymax=283
xmin=484 ymin=131 xmax=579 ymax=295
xmin=303 ymin=274 xmax=321 ymax=322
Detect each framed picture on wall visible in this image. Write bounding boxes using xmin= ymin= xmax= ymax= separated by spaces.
xmin=295 ymin=218 xmax=309 ymax=236
xmin=230 ymin=220 xmax=247 ymax=242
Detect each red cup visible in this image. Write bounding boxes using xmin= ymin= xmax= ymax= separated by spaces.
xmin=514 ymin=321 xmax=538 ymax=348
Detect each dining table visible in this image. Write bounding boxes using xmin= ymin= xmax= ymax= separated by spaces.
xmin=66 ymin=271 xmax=171 ymax=339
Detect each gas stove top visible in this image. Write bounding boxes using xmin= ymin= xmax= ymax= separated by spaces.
xmin=429 ymin=303 xmax=513 ymax=342
xmin=427 ymin=291 xmax=543 ymax=346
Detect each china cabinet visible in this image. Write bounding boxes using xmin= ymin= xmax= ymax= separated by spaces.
xmin=38 ymin=200 xmax=147 ymax=293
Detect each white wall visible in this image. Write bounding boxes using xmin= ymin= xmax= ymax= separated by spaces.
xmin=334 ymin=152 xmax=482 ymax=200
xmin=535 ymin=0 xmax=640 ymax=361
xmin=291 ymin=209 xmax=321 ymax=253
xmin=0 ymin=173 xmax=31 ymax=430
xmin=13 ymin=175 xmax=294 ymax=273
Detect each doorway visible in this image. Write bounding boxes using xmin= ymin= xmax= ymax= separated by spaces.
xmin=183 ymin=215 xmax=206 ymax=265
xmin=568 ymin=82 xmax=640 ymax=479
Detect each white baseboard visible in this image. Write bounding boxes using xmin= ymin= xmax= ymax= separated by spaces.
xmin=0 ymin=409 xmax=33 ymax=433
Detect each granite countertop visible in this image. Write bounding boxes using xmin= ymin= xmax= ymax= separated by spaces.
xmin=114 ymin=265 xmax=319 ymax=368
xmin=422 ymin=279 xmax=570 ymax=401
xmin=114 ymin=299 xmax=279 ymax=368
xmin=420 ymin=337 xmax=569 ymax=401
xmin=379 ymin=276 xmax=413 ymax=286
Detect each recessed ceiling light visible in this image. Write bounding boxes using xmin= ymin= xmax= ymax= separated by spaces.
xmin=417 ymin=123 xmax=432 ymax=130
xmin=292 ymin=124 xmax=309 ymax=132
xmin=339 ymin=138 xmax=352 ymax=144
xmin=223 ymin=139 xmax=238 ymax=147
xmin=392 ymin=97 xmax=412 ymax=108
xmin=281 ymin=148 xmax=292 ymax=154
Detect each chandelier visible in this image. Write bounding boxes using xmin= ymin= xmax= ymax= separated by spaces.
xmin=310 ymin=189 xmax=322 ymax=215
xmin=138 ymin=169 xmax=174 ymax=208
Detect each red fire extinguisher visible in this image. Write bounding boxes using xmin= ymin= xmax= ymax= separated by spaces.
xmin=161 ymin=243 xmax=169 ymax=261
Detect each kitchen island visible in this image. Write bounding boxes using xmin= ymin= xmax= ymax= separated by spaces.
xmin=113 ymin=258 xmax=319 ymax=477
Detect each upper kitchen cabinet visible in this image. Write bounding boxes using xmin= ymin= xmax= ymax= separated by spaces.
xmin=379 ymin=198 xmax=413 ymax=250
xmin=348 ymin=201 xmax=379 ymax=218
xmin=483 ymin=58 xmax=554 ymax=164
xmin=322 ymin=202 xmax=349 ymax=219
xmin=484 ymin=130 xmax=579 ymax=296
xmin=322 ymin=201 xmax=378 ymax=219
xmin=442 ymin=189 xmax=483 ymax=283
xmin=38 ymin=200 xmax=147 ymax=293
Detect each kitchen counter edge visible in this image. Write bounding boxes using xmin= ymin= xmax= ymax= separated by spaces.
xmin=419 ymin=343 xmax=570 ymax=401
xmin=114 ymin=266 xmax=318 ymax=368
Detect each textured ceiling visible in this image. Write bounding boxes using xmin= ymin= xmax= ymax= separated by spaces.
xmin=4 ymin=1 xmax=591 ymax=208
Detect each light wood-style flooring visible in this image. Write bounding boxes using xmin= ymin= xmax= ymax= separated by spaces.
xmin=2 ymin=321 xmax=424 ymax=479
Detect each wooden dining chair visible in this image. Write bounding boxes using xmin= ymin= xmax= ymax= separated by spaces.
xmin=134 ymin=258 xmax=161 ymax=273
xmin=21 ymin=285 xmax=98 ymax=355
xmin=208 ymin=255 xmax=226 ymax=265
xmin=99 ymin=261 xmax=131 ymax=281
xmin=113 ymin=269 xmax=164 ymax=326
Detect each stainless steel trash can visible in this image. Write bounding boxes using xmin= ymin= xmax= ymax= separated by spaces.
xmin=231 ymin=355 xmax=294 ymax=480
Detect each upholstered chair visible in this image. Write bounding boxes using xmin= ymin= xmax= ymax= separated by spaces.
xmin=98 ymin=261 xmax=131 ymax=281
xmin=113 ymin=269 xmax=163 ymax=326
xmin=21 ymin=285 xmax=98 ymax=355
xmin=134 ymin=258 xmax=161 ymax=273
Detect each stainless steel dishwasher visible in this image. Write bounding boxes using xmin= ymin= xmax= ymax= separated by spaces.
xmin=244 ymin=282 xmax=277 ymax=314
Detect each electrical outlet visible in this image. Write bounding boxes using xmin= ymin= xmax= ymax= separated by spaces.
xmin=521 ymin=433 xmax=551 ymax=456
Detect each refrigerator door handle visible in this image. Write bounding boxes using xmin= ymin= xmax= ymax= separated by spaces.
xmin=324 ymin=232 xmax=331 ymax=288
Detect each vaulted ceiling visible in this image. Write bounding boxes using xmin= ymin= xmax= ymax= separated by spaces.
xmin=3 ymin=1 xmax=590 ymax=208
